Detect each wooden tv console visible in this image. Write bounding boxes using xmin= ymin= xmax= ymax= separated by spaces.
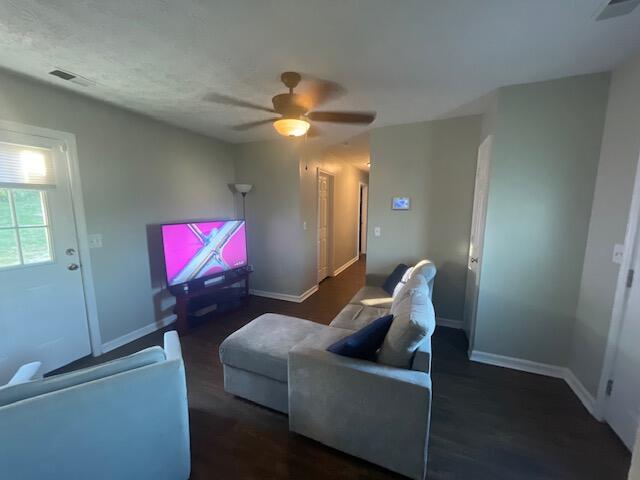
xmin=171 ymin=268 xmax=251 ymax=335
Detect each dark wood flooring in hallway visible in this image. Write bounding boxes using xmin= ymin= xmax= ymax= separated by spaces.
xmin=57 ymin=256 xmax=631 ymax=479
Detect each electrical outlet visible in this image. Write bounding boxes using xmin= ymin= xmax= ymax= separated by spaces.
xmin=374 ymin=226 xmax=381 ymax=237
xmin=303 ymin=221 xmax=307 ymax=230
xmin=88 ymin=234 xmax=103 ymax=249
xmin=612 ymin=243 xmax=625 ymax=265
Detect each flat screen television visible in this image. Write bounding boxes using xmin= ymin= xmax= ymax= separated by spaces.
xmin=161 ymin=219 xmax=247 ymax=287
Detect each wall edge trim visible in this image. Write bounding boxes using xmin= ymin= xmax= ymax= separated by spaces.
xmin=470 ymin=350 xmax=566 ymax=377
xmin=436 ymin=317 xmax=464 ymax=329
xmin=332 ymin=255 xmax=360 ymax=277
xmin=102 ymin=315 xmax=176 ymax=353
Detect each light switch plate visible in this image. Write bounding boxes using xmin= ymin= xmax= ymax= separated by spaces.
xmin=612 ymin=243 xmax=625 ymax=265
xmin=88 ymin=234 xmax=103 ymax=249
xmin=374 ymin=226 xmax=381 ymax=237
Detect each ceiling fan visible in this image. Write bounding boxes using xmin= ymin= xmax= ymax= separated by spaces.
xmin=206 ymin=72 xmax=376 ymax=138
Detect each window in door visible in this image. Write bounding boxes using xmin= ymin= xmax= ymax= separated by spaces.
xmin=0 ymin=188 xmax=53 ymax=268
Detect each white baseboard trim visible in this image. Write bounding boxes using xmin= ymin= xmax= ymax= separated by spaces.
xmin=564 ymin=369 xmax=598 ymax=417
xmin=102 ymin=315 xmax=176 ymax=353
xmin=469 ymin=350 xmax=566 ymax=378
xmin=436 ymin=317 xmax=464 ymax=329
xmin=250 ymin=285 xmax=319 ymax=303
xmin=332 ymin=256 xmax=360 ymax=277
xmin=470 ymin=350 xmax=597 ymax=417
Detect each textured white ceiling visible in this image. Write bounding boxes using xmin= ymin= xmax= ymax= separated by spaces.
xmin=319 ymin=133 xmax=371 ymax=172
xmin=1 ymin=0 xmax=639 ymax=145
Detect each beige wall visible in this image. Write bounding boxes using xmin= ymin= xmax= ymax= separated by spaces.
xmin=233 ymin=139 xmax=308 ymax=296
xmin=367 ymin=122 xmax=431 ymax=276
xmin=474 ymin=73 xmax=610 ymax=366
xmin=0 ymin=68 xmax=236 ymax=344
xmin=570 ymin=53 xmax=640 ymax=396
xmin=367 ymin=115 xmax=482 ymax=322
xmin=234 ymin=139 xmax=369 ymax=298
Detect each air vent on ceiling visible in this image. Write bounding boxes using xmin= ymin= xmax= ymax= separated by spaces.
xmin=48 ymin=68 xmax=95 ymax=87
xmin=595 ymin=0 xmax=640 ymax=20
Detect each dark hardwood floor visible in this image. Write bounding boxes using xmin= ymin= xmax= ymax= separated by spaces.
xmin=57 ymin=257 xmax=631 ymax=479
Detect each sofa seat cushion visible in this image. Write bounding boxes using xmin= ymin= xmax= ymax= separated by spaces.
xmin=330 ymin=304 xmax=390 ymax=331
xmin=292 ymin=325 xmax=355 ymax=352
xmin=348 ymin=286 xmax=393 ymax=309
xmin=219 ymin=313 xmax=327 ymax=382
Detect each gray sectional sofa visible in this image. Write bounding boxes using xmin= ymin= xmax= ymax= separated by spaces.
xmin=219 ymin=260 xmax=437 ymax=480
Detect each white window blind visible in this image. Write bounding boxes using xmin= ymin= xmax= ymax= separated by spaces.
xmin=0 ymin=141 xmax=56 ymax=188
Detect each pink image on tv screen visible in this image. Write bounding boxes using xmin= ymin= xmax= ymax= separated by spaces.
xmin=162 ymin=220 xmax=247 ymax=286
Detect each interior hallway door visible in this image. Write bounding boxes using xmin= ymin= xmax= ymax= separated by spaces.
xmin=464 ymin=134 xmax=493 ymax=354
xmin=359 ymin=184 xmax=368 ymax=254
xmin=0 ymin=130 xmax=91 ymax=383
xmin=317 ymin=172 xmax=330 ymax=282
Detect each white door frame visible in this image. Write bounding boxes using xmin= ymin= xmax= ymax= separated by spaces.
xmin=317 ymin=168 xmax=334 ymax=281
xmin=0 ymin=118 xmax=102 ymax=356
xmin=595 ymin=151 xmax=640 ymax=420
xmin=357 ymin=182 xmax=368 ymax=256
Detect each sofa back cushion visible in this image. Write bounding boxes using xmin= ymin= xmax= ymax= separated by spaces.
xmin=0 ymin=346 xmax=166 ymax=407
xmin=378 ymin=275 xmax=435 ymax=368
xmin=382 ymin=264 xmax=409 ymax=295
xmin=411 ymin=260 xmax=437 ymax=299
xmin=391 ymin=259 xmax=437 ymax=300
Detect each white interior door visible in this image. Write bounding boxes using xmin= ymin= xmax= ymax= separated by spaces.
xmin=360 ymin=184 xmax=368 ymax=254
xmin=464 ymin=135 xmax=493 ymax=353
xmin=317 ymin=172 xmax=329 ymax=282
xmin=605 ymin=203 xmax=640 ymax=450
xmin=0 ymin=131 xmax=91 ymax=383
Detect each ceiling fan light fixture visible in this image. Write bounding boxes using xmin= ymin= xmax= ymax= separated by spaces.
xmin=273 ymin=118 xmax=310 ymax=138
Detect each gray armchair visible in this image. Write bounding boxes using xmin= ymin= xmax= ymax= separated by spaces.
xmin=0 ymin=331 xmax=190 ymax=480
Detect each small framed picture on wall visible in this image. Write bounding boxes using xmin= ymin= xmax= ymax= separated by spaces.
xmin=391 ymin=196 xmax=411 ymax=210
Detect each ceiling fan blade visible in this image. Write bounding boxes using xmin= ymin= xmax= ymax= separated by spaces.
xmin=231 ymin=118 xmax=278 ymax=131
xmin=297 ymin=77 xmax=346 ymax=110
xmin=204 ymin=93 xmax=275 ymax=113
xmin=307 ymin=111 xmax=376 ymax=124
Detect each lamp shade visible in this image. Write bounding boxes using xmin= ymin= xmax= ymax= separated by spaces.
xmin=273 ymin=118 xmax=310 ymax=137
xmin=234 ymin=183 xmax=253 ymax=194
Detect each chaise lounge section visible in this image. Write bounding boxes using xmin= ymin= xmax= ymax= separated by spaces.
xmin=219 ymin=313 xmax=344 ymax=413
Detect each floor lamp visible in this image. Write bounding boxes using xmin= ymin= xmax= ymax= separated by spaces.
xmin=234 ymin=184 xmax=253 ymax=218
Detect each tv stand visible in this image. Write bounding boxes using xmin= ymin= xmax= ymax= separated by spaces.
xmin=171 ymin=268 xmax=251 ymax=335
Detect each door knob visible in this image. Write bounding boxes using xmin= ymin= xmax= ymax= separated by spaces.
xmin=470 ymin=257 xmax=478 ymax=263
xmin=68 ymin=263 xmax=79 ymax=271
xmin=65 ymin=248 xmax=76 ymax=256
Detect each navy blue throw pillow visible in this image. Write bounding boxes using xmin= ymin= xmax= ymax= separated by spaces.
xmin=327 ymin=314 xmax=394 ymax=361
xmin=382 ymin=264 xmax=409 ymax=295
